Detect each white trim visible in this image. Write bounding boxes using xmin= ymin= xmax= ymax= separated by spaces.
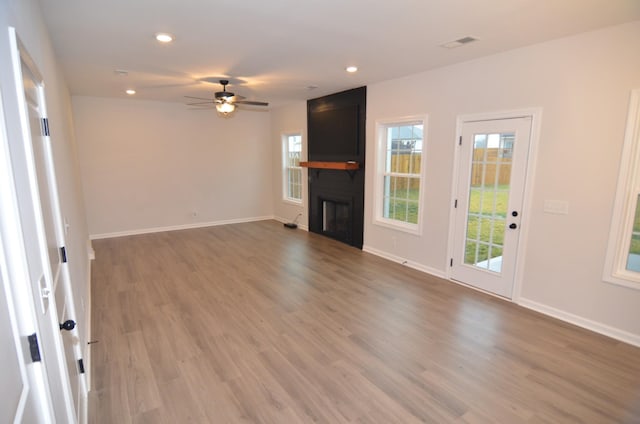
xmin=282 ymin=198 xmax=303 ymax=207
xmin=362 ymin=245 xmax=446 ymax=279
xmin=89 ymin=216 xmax=275 ymax=240
xmin=517 ymin=298 xmax=640 ymax=348
xmin=282 ymin=131 xmax=304 ymax=203
xmin=446 ymin=107 xmax=543 ymax=303
xmin=603 ymin=89 xmax=640 ymax=290
xmin=372 ymin=115 xmax=428 ymax=235
xmin=80 ymin=253 xmax=92 ymax=424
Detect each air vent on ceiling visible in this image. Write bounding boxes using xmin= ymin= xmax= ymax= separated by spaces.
xmin=440 ymin=36 xmax=479 ymax=49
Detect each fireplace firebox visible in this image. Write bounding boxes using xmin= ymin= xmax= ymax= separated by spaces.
xmin=321 ymin=198 xmax=351 ymax=242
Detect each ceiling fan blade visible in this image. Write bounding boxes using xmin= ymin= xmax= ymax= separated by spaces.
xmin=235 ymin=100 xmax=269 ymax=106
xmin=185 ymin=95 xmax=214 ymax=101
xmin=187 ymin=101 xmax=216 ymax=106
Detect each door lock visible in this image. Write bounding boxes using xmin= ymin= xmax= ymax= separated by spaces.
xmin=59 ymin=320 xmax=76 ymax=331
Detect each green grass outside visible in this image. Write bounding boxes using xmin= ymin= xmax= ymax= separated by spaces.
xmin=384 ymin=185 xmax=511 ymax=264
xmin=385 ymin=187 xmax=420 ymax=224
xmin=630 ymin=195 xmax=640 ymax=255
xmin=465 ymin=186 xmax=509 ymax=265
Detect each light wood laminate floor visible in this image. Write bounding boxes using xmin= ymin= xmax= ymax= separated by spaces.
xmin=89 ymin=220 xmax=640 ymax=423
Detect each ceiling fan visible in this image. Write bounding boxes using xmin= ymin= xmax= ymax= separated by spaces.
xmin=185 ymin=79 xmax=268 ymax=115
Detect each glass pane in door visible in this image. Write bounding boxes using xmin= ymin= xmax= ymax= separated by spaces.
xmin=464 ymin=132 xmax=514 ymax=273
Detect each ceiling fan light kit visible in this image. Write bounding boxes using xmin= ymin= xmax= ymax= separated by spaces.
xmin=216 ymin=101 xmax=235 ymax=115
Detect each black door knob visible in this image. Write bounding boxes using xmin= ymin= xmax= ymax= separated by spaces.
xmin=509 ymin=223 xmax=517 ymax=229
xmin=59 ymin=320 xmax=76 ymax=331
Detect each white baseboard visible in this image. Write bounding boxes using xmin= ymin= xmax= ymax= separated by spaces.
xmin=517 ymin=297 xmax=640 ymax=348
xmin=89 ymin=216 xmax=275 ymax=240
xmin=362 ymin=245 xmax=447 ymax=279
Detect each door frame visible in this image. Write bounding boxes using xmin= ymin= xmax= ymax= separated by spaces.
xmin=446 ymin=108 xmax=542 ymax=301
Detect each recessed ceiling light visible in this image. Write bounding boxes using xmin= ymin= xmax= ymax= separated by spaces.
xmin=346 ymin=66 xmax=358 ymax=73
xmin=125 ymin=89 xmax=136 ymax=95
xmin=155 ymin=33 xmax=174 ymax=43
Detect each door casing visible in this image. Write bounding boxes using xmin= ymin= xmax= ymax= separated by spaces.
xmin=447 ymin=108 xmax=542 ymax=302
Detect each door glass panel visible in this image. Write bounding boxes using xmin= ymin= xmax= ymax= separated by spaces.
xmin=464 ymin=132 xmax=514 ymax=273
xmin=626 ymin=194 xmax=640 ymax=272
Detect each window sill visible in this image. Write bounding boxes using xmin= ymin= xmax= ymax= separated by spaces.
xmin=282 ymin=198 xmax=303 ymax=206
xmin=603 ymin=272 xmax=640 ymax=291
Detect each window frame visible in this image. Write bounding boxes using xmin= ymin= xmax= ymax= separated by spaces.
xmin=603 ymin=89 xmax=640 ymax=290
xmin=373 ymin=115 xmax=428 ymax=235
xmin=282 ymin=132 xmax=303 ymax=204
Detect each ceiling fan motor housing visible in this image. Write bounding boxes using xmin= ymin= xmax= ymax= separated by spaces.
xmin=215 ymin=79 xmax=233 ymax=100
xmin=215 ymin=91 xmax=233 ymax=100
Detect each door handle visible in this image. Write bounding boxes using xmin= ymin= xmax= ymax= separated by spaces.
xmin=59 ymin=320 xmax=76 ymax=331
xmin=509 ymin=223 xmax=517 ymax=229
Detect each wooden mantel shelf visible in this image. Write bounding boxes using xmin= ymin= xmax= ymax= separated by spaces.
xmin=300 ymin=161 xmax=359 ymax=170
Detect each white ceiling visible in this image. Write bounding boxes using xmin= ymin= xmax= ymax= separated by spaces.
xmin=38 ymin=0 xmax=640 ymax=108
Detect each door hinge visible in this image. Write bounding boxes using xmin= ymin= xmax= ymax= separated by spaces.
xmin=454 ymin=199 xmax=458 ymax=208
xmin=78 ymin=358 xmax=85 ymax=374
xmin=60 ymin=246 xmax=67 ymax=263
xmin=458 ymin=136 xmax=462 ymax=146
xmin=450 ymin=258 xmax=453 ymax=267
xmin=41 ymin=118 xmax=50 ymax=136
xmin=28 ymin=333 xmax=41 ymax=362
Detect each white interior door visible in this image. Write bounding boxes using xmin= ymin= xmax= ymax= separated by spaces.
xmin=451 ymin=116 xmax=533 ymax=298
xmin=0 ymin=245 xmax=29 ymax=423
xmin=12 ymin=30 xmax=79 ymax=422
xmin=0 ymin=86 xmax=43 ymax=424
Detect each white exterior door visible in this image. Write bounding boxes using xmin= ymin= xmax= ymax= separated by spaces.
xmin=451 ymin=116 xmax=533 ymax=298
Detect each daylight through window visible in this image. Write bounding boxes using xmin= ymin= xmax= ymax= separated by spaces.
xmin=376 ymin=120 xmax=425 ymax=231
xmin=604 ymin=89 xmax=640 ymax=289
xmin=283 ymin=134 xmax=302 ymax=202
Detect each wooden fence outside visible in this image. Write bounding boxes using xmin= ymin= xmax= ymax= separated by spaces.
xmin=470 ymin=148 xmax=512 ymax=186
xmin=389 ymin=154 xmax=421 ymax=190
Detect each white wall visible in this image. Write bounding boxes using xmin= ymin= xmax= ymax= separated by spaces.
xmin=270 ymin=101 xmax=308 ymax=228
xmin=73 ymin=96 xmax=273 ymax=237
xmin=362 ymin=21 xmax=640 ymax=342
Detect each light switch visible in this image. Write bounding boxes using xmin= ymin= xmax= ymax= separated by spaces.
xmin=543 ymin=199 xmax=569 ymax=215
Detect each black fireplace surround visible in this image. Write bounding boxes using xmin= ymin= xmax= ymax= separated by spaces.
xmin=307 ymin=87 xmax=366 ymax=248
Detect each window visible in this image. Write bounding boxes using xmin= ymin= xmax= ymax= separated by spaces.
xmin=604 ymin=89 xmax=640 ymax=289
xmin=374 ymin=117 xmax=426 ymax=233
xmin=283 ymin=133 xmax=302 ymax=203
